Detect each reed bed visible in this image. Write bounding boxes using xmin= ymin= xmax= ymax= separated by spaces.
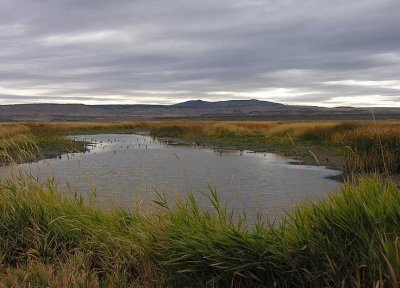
xmin=0 ymin=173 xmax=399 ymax=287
xmin=0 ymin=122 xmax=139 ymax=165
xmin=143 ymin=120 xmax=400 ymax=174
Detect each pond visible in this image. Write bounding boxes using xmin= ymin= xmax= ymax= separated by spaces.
xmin=3 ymin=134 xmax=341 ymax=220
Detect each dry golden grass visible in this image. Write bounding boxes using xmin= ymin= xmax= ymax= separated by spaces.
xmin=0 ymin=123 xmax=33 ymax=142
xmin=142 ymin=120 xmax=400 ymax=174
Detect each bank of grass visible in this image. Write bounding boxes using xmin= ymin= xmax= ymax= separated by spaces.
xmin=0 ymin=173 xmax=399 ymax=287
xmin=0 ymin=122 xmax=137 ymax=164
xmin=142 ymin=120 xmax=400 ymax=174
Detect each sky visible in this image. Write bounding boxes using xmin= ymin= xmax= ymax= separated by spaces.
xmin=1 ymin=0 xmax=400 ymax=107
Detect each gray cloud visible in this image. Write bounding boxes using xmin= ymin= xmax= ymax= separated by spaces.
xmin=0 ymin=0 xmax=400 ymax=106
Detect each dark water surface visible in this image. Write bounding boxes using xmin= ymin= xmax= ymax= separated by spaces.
xmin=3 ymin=134 xmax=341 ymax=219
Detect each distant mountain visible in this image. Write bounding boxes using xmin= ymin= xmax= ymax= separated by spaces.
xmin=0 ymin=100 xmax=399 ymax=121
xmin=172 ymin=100 xmax=211 ymax=108
xmin=173 ymin=99 xmax=284 ymax=108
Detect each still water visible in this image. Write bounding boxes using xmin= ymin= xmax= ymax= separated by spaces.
xmin=4 ymin=134 xmax=341 ymax=219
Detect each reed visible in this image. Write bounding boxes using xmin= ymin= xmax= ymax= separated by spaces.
xmin=0 ymin=172 xmax=399 ymax=287
xmin=145 ymin=120 xmax=400 ymax=174
xmin=0 ymin=122 xmax=139 ymax=165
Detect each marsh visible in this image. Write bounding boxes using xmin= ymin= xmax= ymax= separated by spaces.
xmin=3 ymin=133 xmax=341 ymax=219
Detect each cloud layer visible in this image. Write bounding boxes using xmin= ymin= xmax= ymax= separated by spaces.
xmin=1 ymin=0 xmax=400 ymax=106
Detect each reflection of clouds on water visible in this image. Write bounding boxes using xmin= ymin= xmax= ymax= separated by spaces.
xmin=2 ymin=134 xmax=341 ymax=220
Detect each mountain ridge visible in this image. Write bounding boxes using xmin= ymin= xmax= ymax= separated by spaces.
xmin=0 ymin=99 xmax=399 ymax=121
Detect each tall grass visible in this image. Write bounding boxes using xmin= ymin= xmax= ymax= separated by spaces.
xmin=143 ymin=120 xmax=400 ymax=174
xmin=0 ymin=122 xmax=139 ymax=165
xmin=0 ymin=173 xmax=399 ymax=287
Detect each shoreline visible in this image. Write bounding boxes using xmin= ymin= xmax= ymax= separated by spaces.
xmin=155 ymin=135 xmax=346 ymax=182
xmin=156 ymin=135 xmax=344 ymax=169
xmin=0 ymin=139 xmax=88 ymax=167
xmin=13 ymin=130 xmax=400 ymax=185
xmin=1 ymin=129 xmax=344 ymax=175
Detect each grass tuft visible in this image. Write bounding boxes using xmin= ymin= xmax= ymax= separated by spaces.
xmin=0 ymin=174 xmax=399 ymax=287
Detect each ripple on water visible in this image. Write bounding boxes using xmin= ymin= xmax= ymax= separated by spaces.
xmin=2 ymin=134 xmax=341 ymax=220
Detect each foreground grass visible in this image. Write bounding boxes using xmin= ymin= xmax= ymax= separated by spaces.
xmin=0 ymin=174 xmax=399 ymax=287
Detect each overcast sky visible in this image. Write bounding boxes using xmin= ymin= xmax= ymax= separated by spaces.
xmin=1 ymin=0 xmax=400 ymax=107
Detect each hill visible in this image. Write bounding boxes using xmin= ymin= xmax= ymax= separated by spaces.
xmin=0 ymin=100 xmax=399 ymax=121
